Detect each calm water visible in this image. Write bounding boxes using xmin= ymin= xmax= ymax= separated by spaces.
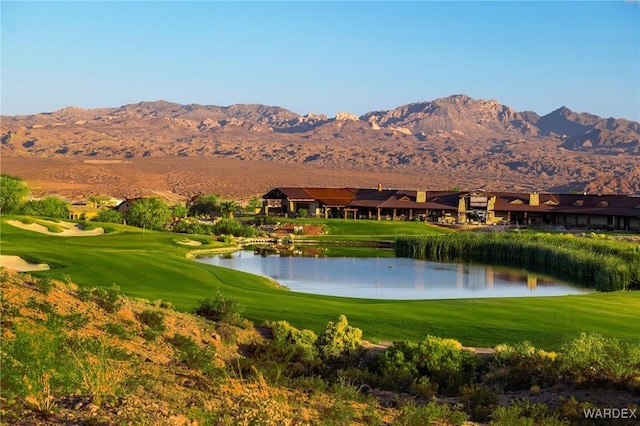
xmin=197 ymin=250 xmax=592 ymax=300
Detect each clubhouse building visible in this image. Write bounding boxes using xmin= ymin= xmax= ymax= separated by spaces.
xmin=262 ymin=186 xmax=640 ymax=231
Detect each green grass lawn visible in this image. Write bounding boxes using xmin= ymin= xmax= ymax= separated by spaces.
xmin=280 ymin=217 xmax=452 ymax=242
xmin=2 ymin=216 xmax=639 ymax=350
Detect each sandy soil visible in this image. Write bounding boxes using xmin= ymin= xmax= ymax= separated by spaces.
xmin=176 ymin=239 xmax=202 ymax=246
xmin=7 ymin=219 xmax=104 ymax=236
xmin=0 ymin=255 xmax=50 ymax=272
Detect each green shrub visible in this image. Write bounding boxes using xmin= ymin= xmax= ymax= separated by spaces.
xmin=93 ymin=208 xmax=123 ymax=224
xmin=268 ymin=320 xmax=318 ymax=362
xmin=371 ymin=336 xmax=476 ymax=396
xmin=168 ymin=333 xmax=218 ymax=373
xmin=316 ymin=315 xmax=362 ymax=359
xmin=297 ymin=208 xmax=308 ymax=218
xmin=487 ymin=341 xmax=560 ymax=391
xmin=33 ymin=276 xmax=54 ymax=295
xmin=137 ymin=309 xmax=166 ymax=341
xmin=105 ymin=322 xmax=133 ymax=340
xmin=560 ymin=333 xmax=640 ymax=385
xmin=458 ymin=384 xmax=500 ymax=423
xmin=77 ymin=284 xmax=124 ymax=313
xmin=65 ymin=313 xmax=89 ymax=330
xmin=192 ymin=290 xmax=244 ymax=326
xmin=490 ymin=399 xmax=569 ymax=426
xmin=392 ymin=400 xmax=468 ymax=426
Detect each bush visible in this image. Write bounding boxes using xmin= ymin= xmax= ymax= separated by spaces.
xmin=138 ymin=309 xmax=166 ymax=333
xmin=458 ymin=384 xmax=500 ymax=423
xmin=490 ymin=399 xmax=568 ymax=426
xmin=393 ymin=400 xmax=468 ymax=426
xmin=105 ymin=322 xmax=133 ymax=340
xmin=371 ymin=335 xmax=476 ymax=396
xmin=33 ymin=276 xmax=54 ymax=295
xmin=76 ymin=284 xmax=123 ymax=313
xmin=559 ymin=333 xmax=640 ymax=385
xmin=316 ymin=315 xmax=362 ymax=359
xmin=297 ymin=208 xmax=308 ymax=218
xmin=192 ymin=291 xmax=244 ymax=326
xmin=169 ymin=333 xmax=218 ymax=373
xmin=93 ymin=208 xmax=123 ymax=224
xmin=487 ymin=341 xmax=559 ymax=391
xmin=20 ymin=196 xmax=70 ymax=218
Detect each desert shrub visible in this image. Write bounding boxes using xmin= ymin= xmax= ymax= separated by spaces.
xmin=214 ymin=371 xmax=298 ymax=426
xmin=33 ymin=276 xmax=54 ymax=295
xmin=316 ymin=315 xmax=362 ymax=359
xmin=105 ymin=322 xmax=134 ymax=340
xmin=490 ymin=399 xmax=569 ymax=426
xmin=77 ymin=284 xmax=123 ymax=313
xmin=1 ymin=323 xmax=75 ymax=414
xmin=212 ymin=218 xmax=258 ymax=238
xmin=65 ymin=312 xmax=89 ymax=330
xmin=244 ymin=321 xmax=321 ymax=382
xmin=268 ymin=320 xmax=319 ymax=362
xmin=138 ymin=309 xmax=166 ymax=333
xmin=192 ymin=291 xmax=244 ymax=327
xmin=559 ymin=332 xmax=640 ymax=385
xmin=370 ymin=336 xmax=476 ymax=396
xmin=254 ymin=215 xmax=277 ymax=225
xmin=169 ymin=333 xmax=218 ymax=373
xmin=392 ymin=400 xmax=468 ymax=426
xmin=487 ymin=341 xmax=559 ymax=391
xmin=458 ymin=383 xmax=500 ymax=423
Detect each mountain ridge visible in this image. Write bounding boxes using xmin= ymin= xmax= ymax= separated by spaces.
xmin=2 ymin=95 xmax=639 ymax=196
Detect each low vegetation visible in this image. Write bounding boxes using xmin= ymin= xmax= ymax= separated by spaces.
xmin=4 ymin=270 xmax=638 ymax=425
xmin=3 ymin=215 xmax=640 ymax=348
xmin=395 ymin=232 xmax=640 ymax=291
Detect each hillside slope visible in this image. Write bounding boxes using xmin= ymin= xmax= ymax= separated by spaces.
xmin=2 ymin=96 xmax=639 ymax=196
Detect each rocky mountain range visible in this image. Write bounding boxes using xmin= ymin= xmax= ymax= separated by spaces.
xmin=2 ymin=95 xmax=639 ymax=196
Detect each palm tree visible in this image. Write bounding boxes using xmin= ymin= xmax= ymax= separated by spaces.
xmin=220 ymin=200 xmax=239 ymax=218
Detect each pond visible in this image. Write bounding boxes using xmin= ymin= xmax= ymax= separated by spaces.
xmin=198 ymin=249 xmax=593 ymax=300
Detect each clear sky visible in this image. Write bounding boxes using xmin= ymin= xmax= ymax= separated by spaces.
xmin=2 ymin=1 xmax=639 ymax=120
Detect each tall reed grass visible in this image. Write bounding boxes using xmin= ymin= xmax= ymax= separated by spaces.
xmin=394 ymin=232 xmax=640 ymax=291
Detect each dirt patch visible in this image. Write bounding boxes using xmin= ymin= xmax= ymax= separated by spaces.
xmin=0 ymin=255 xmax=50 ymax=272
xmin=7 ymin=219 xmax=104 ymax=237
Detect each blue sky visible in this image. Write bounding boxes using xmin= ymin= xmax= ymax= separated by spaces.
xmin=2 ymin=1 xmax=639 ymax=120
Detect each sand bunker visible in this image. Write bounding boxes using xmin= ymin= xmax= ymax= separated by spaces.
xmin=177 ymin=239 xmax=202 ymax=246
xmin=7 ymin=219 xmax=105 ymax=236
xmin=0 ymin=255 xmax=50 ymax=272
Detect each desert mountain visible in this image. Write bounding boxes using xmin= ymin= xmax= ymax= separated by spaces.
xmin=2 ymin=95 xmax=639 ymax=197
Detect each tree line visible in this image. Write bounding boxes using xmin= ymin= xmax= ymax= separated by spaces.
xmin=0 ymin=174 xmax=264 ymax=236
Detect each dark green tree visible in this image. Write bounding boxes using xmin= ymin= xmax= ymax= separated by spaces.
xmin=20 ymin=196 xmax=69 ymax=218
xmin=0 ymin=174 xmax=30 ymax=214
xmin=188 ymin=194 xmax=221 ymax=218
xmin=93 ymin=208 xmax=123 ymax=224
xmin=172 ymin=203 xmax=188 ymax=219
xmin=125 ymin=197 xmax=171 ymax=231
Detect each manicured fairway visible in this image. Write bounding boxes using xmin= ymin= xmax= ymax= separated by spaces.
xmin=2 ymin=216 xmax=639 ymax=350
xmin=281 ymin=217 xmax=452 ymax=241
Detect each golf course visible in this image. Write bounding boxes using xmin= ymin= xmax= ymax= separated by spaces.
xmin=2 ymin=215 xmax=639 ymax=349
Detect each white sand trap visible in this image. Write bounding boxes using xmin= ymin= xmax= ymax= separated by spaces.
xmin=7 ymin=219 xmax=105 ymax=236
xmin=0 ymin=255 xmax=50 ymax=272
xmin=177 ymin=239 xmax=202 ymax=246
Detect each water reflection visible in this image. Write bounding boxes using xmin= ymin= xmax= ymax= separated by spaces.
xmin=197 ymin=250 xmax=592 ymax=300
